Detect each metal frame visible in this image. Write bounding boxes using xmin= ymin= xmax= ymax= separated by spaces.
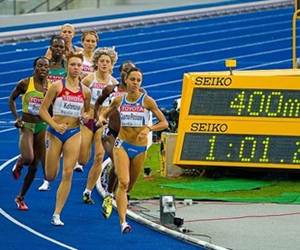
xmin=292 ymin=1 xmax=300 ymax=68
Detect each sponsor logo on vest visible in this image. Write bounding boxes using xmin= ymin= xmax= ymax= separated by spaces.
xmin=120 ymin=104 xmax=144 ymax=112
xmin=62 ymin=95 xmax=83 ymax=102
xmin=48 ymin=75 xmax=64 ymax=82
xmin=29 ymin=96 xmax=43 ymax=104
xmin=93 ymin=82 xmax=106 ymax=89
xmin=82 ymin=64 xmax=93 ymax=72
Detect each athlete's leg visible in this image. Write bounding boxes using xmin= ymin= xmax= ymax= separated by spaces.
xmin=113 ymin=146 xmax=130 ymax=225
xmin=77 ymin=125 xmax=93 ymax=166
xmin=86 ymin=128 xmax=105 ymax=191
xmin=18 ymin=130 xmax=46 ymax=198
xmin=35 ymin=130 xmax=46 ymax=178
xmin=45 ymin=132 xmax=62 ymax=181
xmin=54 ymin=132 xmax=80 ymax=215
xmin=18 ymin=128 xmax=35 ymax=164
xmin=13 ymin=128 xmax=34 ymax=179
xmin=102 ymin=135 xmax=118 ymax=194
xmin=36 ymin=129 xmax=50 ymax=191
xmin=127 ymin=152 xmax=146 ymax=193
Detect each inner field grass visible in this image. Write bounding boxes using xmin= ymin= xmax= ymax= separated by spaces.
xmin=130 ymin=144 xmax=300 ymax=203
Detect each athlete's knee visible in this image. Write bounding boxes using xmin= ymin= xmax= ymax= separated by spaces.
xmin=22 ymin=155 xmax=34 ymax=165
xmin=94 ymin=151 xmax=105 ymax=165
xmin=62 ymin=167 xmax=73 ymax=180
xmin=127 ymin=183 xmax=134 ymax=193
xmin=45 ymin=172 xmax=56 ymax=181
xmin=118 ymin=179 xmax=129 ymax=192
xmin=28 ymin=165 xmax=38 ymax=174
xmin=78 ymin=153 xmax=89 ymax=165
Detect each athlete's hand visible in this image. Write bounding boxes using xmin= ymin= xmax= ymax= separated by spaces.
xmin=137 ymin=126 xmax=150 ymax=141
xmin=96 ymin=116 xmax=107 ymax=128
xmin=14 ymin=118 xmax=24 ymax=129
xmin=54 ymin=123 xmax=68 ymax=134
xmin=80 ymin=112 xmax=90 ymax=124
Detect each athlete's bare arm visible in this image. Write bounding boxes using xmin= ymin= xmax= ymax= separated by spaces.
xmin=94 ymin=84 xmax=116 ymax=117
xmin=97 ymin=96 xmax=122 ymax=126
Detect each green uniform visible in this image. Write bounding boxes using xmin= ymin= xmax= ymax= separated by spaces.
xmin=21 ymin=77 xmax=49 ymax=133
xmin=48 ymin=68 xmax=66 ymax=83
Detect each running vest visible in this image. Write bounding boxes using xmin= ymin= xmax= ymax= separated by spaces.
xmin=82 ymin=56 xmax=94 ymax=76
xmin=52 ymin=80 xmax=85 ymax=118
xmin=119 ymin=93 xmax=150 ymax=127
xmin=104 ymin=84 xmax=126 ymax=106
xmin=89 ymin=73 xmax=114 ymax=106
xmin=22 ymin=77 xmax=49 ymax=116
xmin=48 ymin=68 xmax=66 ymax=83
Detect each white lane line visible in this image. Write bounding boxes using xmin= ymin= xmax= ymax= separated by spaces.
xmin=121 ymin=27 xmax=291 ymax=56
xmin=240 ymin=59 xmax=291 ymax=69
xmin=0 ymin=82 xmax=16 ymax=87
xmin=0 ymin=209 xmax=78 ymax=250
xmin=0 ymin=18 xmax=291 ymax=65
xmin=0 ymin=24 xmax=295 ymax=86
xmin=0 ymin=15 xmax=294 ymax=75
xmin=0 ymin=9 xmax=291 ymax=58
xmin=0 ymin=157 xmax=78 ymax=250
xmin=138 ymin=36 xmax=290 ymax=65
xmin=156 ymin=95 xmax=181 ymax=102
xmin=96 ymin=158 xmax=227 ymax=250
xmin=0 ymin=127 xmax=16 ymax=133
xmin=0 ymin=155 xmax=19 ymax=171
xmin=0 ymin=109 xmax=20 ymax=116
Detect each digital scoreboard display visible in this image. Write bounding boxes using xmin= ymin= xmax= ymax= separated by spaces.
xmin=181 ymin=133 xmax=300 ymax=165
xmin=189 ymin=88 xmax=300 ymax=117
xmin=174 ymin=71 xmax=300 ymax=169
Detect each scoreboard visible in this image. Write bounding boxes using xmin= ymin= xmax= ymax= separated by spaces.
xmin=173 ymin=69 xmax=300 ymax=169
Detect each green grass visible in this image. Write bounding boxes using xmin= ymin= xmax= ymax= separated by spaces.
xmin=130 ymin=144 xmax=300 ymax=204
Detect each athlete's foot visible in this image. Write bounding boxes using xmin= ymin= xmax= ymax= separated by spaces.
xmin=83 ymin=192 xmax=94 ymax=204
xmin=102 ymin=195 xmax=113 ymax=219
xmin=15 ymin=196 xmax=28 ymax=211
xmin=12 ymin=163 xmax=23 ymax=180
xmin=51 ymin=214 xmax=64 ymax=226
xmin=121 ymin=222 xmax=132 ymax=234
xmin=74 ymin=163 xmax=84 ymax=172
xmin=38 ymin=180 xmax=50 ymax=191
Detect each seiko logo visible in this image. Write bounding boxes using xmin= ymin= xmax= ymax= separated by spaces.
xmin=194 ymin=77 xmax=232 ymax=86
xmin=190 ymin=122 xmax=228 ymax=132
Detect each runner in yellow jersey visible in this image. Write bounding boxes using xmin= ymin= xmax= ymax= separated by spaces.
xmin=9 ymin=57 xmax=50 ymax=210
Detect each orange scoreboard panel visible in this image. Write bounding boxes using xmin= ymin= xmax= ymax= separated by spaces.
xmin=173 ymin=70 xmax=300 ymax=169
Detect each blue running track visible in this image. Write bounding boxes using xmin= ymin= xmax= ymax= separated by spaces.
xmin=0 ymin=2 xmax=299 ymax=250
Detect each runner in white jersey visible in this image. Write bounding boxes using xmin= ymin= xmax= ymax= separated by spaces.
xmin=97 ymin=67 xmax=168 ymax=233
xmin=39 ymin=52 xmax=91 ymax=226
xmin=74 ymin=47 xmax=119 ymax=206
xmin=77 ymin=30 xmax=99 ymax=78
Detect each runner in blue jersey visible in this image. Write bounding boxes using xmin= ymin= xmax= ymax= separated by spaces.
xmin=98 ymin=67 xmax=168 ymax=233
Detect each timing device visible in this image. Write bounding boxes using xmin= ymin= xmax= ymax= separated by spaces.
xmin=173 ymin=69 xmax=300 ymax=169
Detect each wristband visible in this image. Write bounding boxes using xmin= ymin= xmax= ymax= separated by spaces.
xmin=146 ymin=126 xmax=152 ymax=132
